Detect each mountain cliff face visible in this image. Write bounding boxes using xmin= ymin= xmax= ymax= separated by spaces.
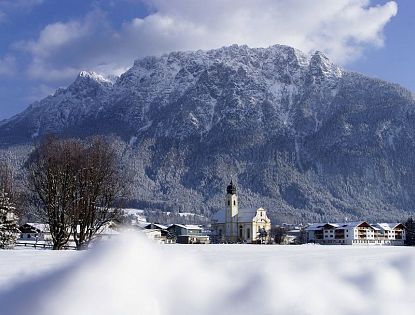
xmin=1 ymin=44 xmax=415 ymax=222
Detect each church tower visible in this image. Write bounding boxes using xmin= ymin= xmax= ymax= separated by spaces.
xmin=225 ymin=180 xmax=238 ymax=241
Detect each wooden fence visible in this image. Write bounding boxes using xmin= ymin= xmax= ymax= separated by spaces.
xmin=15 ymin=241 xmax=77 ymax=250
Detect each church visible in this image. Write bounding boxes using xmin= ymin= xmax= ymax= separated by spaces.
xmin=211 ymin=181 xmax=272 ymax=243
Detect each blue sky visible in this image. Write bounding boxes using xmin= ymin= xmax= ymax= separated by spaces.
xmin=0 ymin=0 xmax=413 ymax=120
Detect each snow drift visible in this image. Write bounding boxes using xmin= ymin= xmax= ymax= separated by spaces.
xmin=0 ymin=234 xmax=414 ymax=315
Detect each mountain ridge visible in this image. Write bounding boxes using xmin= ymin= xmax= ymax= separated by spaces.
xmin=1 ymin=44 xmax=415 ymax=223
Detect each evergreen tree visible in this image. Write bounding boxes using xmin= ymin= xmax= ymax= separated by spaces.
xmin=0 ymin=189 xmax=19 ymax=249
xmin=404 ymin=217 xmax=415 ymax=246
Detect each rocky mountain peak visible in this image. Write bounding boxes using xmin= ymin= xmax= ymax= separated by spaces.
xmin=77 ymin=70 xmax=113 ymax=84
xmin=309 ymin=51 xmax=342 ymax=79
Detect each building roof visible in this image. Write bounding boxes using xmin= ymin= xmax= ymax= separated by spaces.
xmin=168 ymin=224 xmax=203 ymax=230
xmin=305 ymin=221 xmax=409 ymax=232
xmin=238 ymin=208 xmax=259 ymax=222
xmin=185 ymin=225 xmax=203 ymax=230
xmin=212 ymin=208 xmax=265 ymax=223
xmin=25 ymin=223 xmax=50 ymax=233
xmin=212 ymin=209 xmax=225 ymax=223
xmin=305 ymin=221 xmax=371 ymax=231
xmin=144 ymin=223 xmax=168 ymax=230
xmin=374 ymin=223 xmax=403 ymax=231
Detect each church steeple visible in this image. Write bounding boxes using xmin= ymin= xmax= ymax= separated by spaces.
xmin=227 ymin=180 xmax=237 ymax=195
xmin=225 ymin=179 xmax=238 ymax=241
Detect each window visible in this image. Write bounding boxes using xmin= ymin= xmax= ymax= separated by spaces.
xmin=228 ymin=200 xmax=230 ymax=206
xmin=247 ymin=228 xmax=251 ymax=239
xmin=234 ymin=200 xmax=236 ymax=206
xmin=239 ymin=226 xmax=243 ymax=238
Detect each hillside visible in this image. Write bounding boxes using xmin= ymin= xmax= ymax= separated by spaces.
xmin=1 ymin=44 xmax=415 ymax=222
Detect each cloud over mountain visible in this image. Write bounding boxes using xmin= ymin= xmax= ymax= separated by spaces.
xmin=17 ymin=0 xmax=397 ymax=81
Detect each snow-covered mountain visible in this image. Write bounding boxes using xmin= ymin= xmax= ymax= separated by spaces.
xmin=1 ymin=44 xmax=415 ymax=222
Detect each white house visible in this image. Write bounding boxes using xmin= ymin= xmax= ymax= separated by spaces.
xmin=306 ymin=221 xmax=406 ymax=246
xmin=211 ymin=181 xmax=271 ymax=243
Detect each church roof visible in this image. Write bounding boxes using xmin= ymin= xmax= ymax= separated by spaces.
xmin=238 ymin=208 xmax=259 ymax=223
xmin=212 ymin=208 xmax=264 ymax=224
xmin=212 ymin=209 xmax=225 ymax=223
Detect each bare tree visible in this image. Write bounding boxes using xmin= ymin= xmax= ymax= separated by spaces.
xmin=27 ymin=135 xmax=126 ymax=250
xmin=27 ymin=136 xmax=81 ymax=250
xmin=71 ymin=137 xmax=125 ymax=250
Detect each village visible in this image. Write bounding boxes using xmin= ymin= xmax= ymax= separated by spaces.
xmin=13 ymin=181 xmax=409 ymax=249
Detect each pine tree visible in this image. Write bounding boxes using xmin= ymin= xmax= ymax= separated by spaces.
xmin=404 ymin=217 xmax=415 ymax=246
xmin=0 ymin=189 xmax=19 ymax=249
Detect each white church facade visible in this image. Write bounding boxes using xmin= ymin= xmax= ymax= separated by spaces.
xmin=211 ymin=181 xmax=272 ymax=243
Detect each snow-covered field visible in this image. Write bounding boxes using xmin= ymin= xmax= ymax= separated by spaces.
xmin=0 ymin=235 xmax=414 ymax=315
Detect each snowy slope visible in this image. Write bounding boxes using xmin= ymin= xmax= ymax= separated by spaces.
xmin=1 ymin=44 xmax=415 ymax=222
xmin=0 ymin=235 xmax=414 ymax=315
xmin=0 ymin=44 xmax=343 ymax=142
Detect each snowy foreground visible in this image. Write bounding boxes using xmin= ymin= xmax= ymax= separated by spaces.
xmin=0 ymin=235 xmax=414 ymax=315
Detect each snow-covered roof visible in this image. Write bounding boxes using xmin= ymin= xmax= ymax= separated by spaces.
xmin=212 ymin=208 xmax=264 ymax=223
xmin=305 ymin=221 xmax=372 ymax=231
xmin=374 ymin=223 xmax=403 ymax=231
xmin=185 ymin=225 xmax=203 ymax=230
xmin=238 ymin=208 xmax=259 ymax=222
xmin=26 ymin=223 xmax=49 ymax=233
xmin=305 ymin=223 xmax=323 ymax=231
xmin=145 ymin=223 xmax=167 ymax=230
xmin=168 ymin=224 xmax=203 ymax=230
xmin=337 ymin=222 xmax=367 ymax=229
xmin=212 ymin=209 xmax=225 ymax=223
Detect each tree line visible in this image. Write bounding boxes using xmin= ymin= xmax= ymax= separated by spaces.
xmin=2 ymin=134 xmax=415 ymax=249
xmin=1 ymin=135 xmax=127 ymax=250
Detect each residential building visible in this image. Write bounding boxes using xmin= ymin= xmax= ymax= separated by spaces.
xmin=306 ymin=221 xmax=406 ymax=245
xmin=144 ymin=223 xmax=175 ymax=243
xmin=167 ymin=224 xmax=210 ymax=244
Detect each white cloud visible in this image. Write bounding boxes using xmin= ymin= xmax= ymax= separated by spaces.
xmin=0 ymin=55 xmax=16 ymax=75
xmin=18 ymin=0 xmax=398 ymax=81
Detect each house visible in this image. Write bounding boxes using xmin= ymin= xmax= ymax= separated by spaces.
xmin=211 ymin=181 xmax=272 ymax=243
xmin=144 ymin=223 xmax=175 ymax=244
xmin=167 ymin=224 xmax=210 ymax=244
xmin=18 ymin=223 xmax=51 ymax=242
xmin=305 ymin=221 xmax=406 ymax=245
